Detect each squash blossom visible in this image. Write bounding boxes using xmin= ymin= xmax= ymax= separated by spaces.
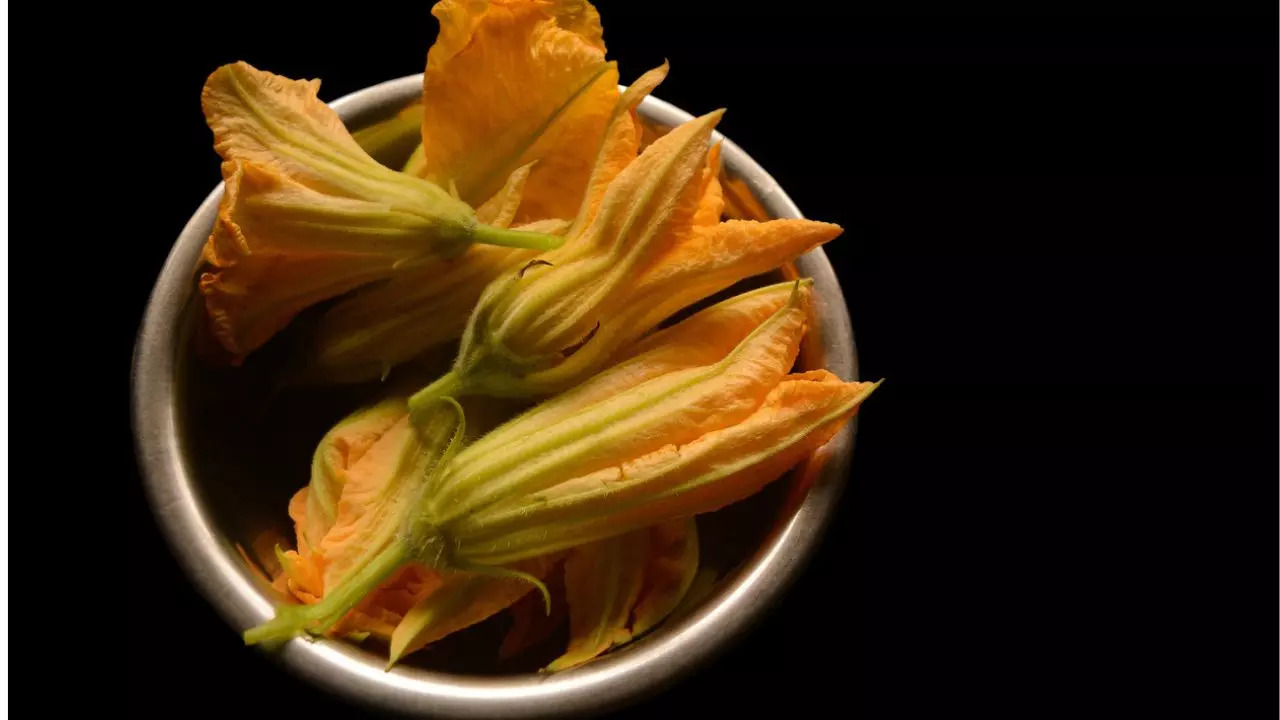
xmin=294 ymin=2 xmax=647 ymax=385
xmin=406 ymin=106 xmax=844 ymax=411
xmin=268 ymin=390 xmax=559 ymax=646
xmin=244 ymin=281 xmax=878 ymax=648
xmin=198 ymin=61 xmax=564 ymax=361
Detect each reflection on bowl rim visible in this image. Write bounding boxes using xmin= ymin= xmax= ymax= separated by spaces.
xmin=132 ymin=73 xmax=860 ymax=718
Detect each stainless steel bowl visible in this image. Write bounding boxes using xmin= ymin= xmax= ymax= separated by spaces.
xmin=132 ymin=74 xmax=859 ymax=718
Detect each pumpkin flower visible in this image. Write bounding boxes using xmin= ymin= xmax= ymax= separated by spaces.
xmin=253 ymin=392 xmax=555 ymax=647
xmin=198 ymin=61 xmax=564 ymax=360
xmin=406 ymin=108 xmax=844 ymax=411
xmin=297 ymin=63 xmax=671 ymax=385
xmin=265 ymin=396 xmax=550 ymax=647
xmin=416 ymin=281 xmax=879 ymax=569
xmin=246 ymin=396 xmax=466 ymax=644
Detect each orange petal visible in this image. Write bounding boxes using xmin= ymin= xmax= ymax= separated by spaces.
xmin=199 ymin=62 xmax=521 ymax=360
xmin=420 ymin=0 xmax=618 ymax=221
xmin=331 ymin=563 xmax=445 ymax=640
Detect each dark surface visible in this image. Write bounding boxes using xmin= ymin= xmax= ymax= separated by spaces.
xmin=57 ymin=2 xmax=1276 ymax=717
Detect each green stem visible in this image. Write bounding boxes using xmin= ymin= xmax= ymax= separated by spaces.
xmin=243 ymin=541 xmax=409 ymax=646
xmin=408 ymin=371 xmax=466 ymax=420
xmin=472 ymin=223 xmax=565 ymax=251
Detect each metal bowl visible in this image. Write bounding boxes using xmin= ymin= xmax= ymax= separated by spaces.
xmin=132 ymin=74 xmax=859 ymax=718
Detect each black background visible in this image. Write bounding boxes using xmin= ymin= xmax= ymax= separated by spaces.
xmin=26 ymin=1 xmax=1274 ymax=716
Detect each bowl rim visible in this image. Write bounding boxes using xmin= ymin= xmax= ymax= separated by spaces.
xmin=132 ymin=73 xmax=859 ymax=718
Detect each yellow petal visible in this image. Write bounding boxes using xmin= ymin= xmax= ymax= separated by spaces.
xmin=631 ymin=518 xmax=699 ymax=637
xmin=420 ymin=0 xmax=619 ymax=221
xmin=546 ymin=531 xmax=647 ymax=672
